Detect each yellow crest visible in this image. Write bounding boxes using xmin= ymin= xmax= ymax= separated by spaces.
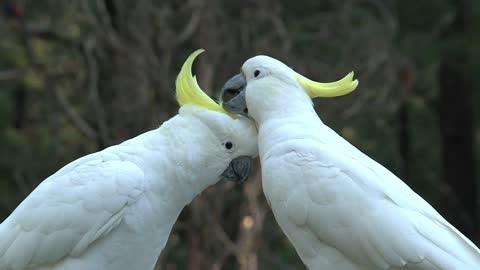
xmin=176 ymin=49 xmax=226 ymax=113
xmin=293 ymin=70 xmax=359 ymax=98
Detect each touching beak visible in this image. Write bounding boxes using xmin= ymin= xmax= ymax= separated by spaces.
xmin=220 ymin=74 xmax=248 ymax=116
xmin=221 ymin=156 xmax=253 ymax=183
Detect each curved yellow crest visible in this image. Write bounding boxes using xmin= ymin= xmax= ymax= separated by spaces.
xmin=176 ymin=49 xmax=226 ymax=113
xmin=293 ymin=70 xmax=359 ymax=98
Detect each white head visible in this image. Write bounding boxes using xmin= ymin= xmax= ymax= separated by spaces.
xmin=220 ymin=55 xmax=358 ymax=123
xmin=173 ymin=50 xmax=258 ymax=186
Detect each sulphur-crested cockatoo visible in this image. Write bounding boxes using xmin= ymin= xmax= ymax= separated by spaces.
xmin=0 ymin=50 xmax=258 ymax=270
xmin=220 ymin=56 xmax=480 ymax=269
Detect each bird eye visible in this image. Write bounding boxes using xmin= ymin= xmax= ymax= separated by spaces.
xmin=223 ymin=141 xmax=234 ymax=152
xmin=254 ymin=70 xmax=260 ymax=77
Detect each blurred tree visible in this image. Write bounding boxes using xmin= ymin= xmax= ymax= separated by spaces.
xmin=438 ymin=0 xmax=476 ymax=238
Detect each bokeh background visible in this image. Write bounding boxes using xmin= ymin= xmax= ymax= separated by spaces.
xmin=0 ymin=0 xmax=479 ymax=269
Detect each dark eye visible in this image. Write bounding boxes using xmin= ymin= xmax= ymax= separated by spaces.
xmin=254 ymin=70 xmax=260 ymax=77
xmin=224 ymin=141 xmax=233 ymax=150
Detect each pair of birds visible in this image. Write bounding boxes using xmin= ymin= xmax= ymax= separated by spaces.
xmin=0 ymin=50 xmax=479 ymax=270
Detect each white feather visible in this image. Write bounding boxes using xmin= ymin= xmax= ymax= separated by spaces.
xmin=240 ymin=55 xmax=480 ymax=270
xmin=0 ymin=105 xmax=258 ymax=270
xmin=0 ymin=152 xmax=145 ymax=269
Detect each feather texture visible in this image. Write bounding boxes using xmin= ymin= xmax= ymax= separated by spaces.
xmin=0 ymin=104 xmax=257 ymax=270
xmin=0 ymin=146 xmax=145 ymax=269
xmin=238 ymin=55 xmax=480 ymax=270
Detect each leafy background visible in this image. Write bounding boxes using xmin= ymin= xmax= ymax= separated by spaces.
xmin=0 ymin=0 xmax=479 ymax=269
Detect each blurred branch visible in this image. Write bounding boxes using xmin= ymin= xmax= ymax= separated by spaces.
xmin=93 ymin=0 xmax=128 ymax=52
xmin=236 ymin=161 xmax=266 ymax=270
xmin=362 ymin=0 xmax=397 ymax=34
xmin=13 ymin=171 xmax=35 ymax=197
xmin=269 ymin=12 xmax=292 ymax=53
xmin=172 ymin=9 xmax=201 ymax=47
xmin=153 ymin=2 xmax=202 ymax=50
xmin=211 ymin=219 xmax=239 ymax=255
xmin=0 ymin=70 xmax=21 ymax=81
xmin=15 ymin=18 xmax=99 ymax=141
xmin=431 ymin=12 xmax=456 ymax=38
xmin=27 ymin=27 xmax=79 ymax=47
xmin=79 ymin=39 xmax=109 ymax=145
xmin=53 ymin=84 xmax=98 ymax=140
xmin=341 ymin=50 xmax=390 ymax=118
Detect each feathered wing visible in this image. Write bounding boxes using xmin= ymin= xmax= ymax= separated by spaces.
xmin=333 ymin=127 xmax=480 ymax=268
xmin=289 ymin=128 xmax=480 ymax=269
xmin=0 ymin=152 xmax=144 ymax=270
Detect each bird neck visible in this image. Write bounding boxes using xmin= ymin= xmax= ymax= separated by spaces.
xmin=141 ymin=114 xmax=219 ymax=205
xmin=110 ymin=117 xmax=209 ymax=214
xmin=256 ymin=104 xmax=325 ymax=159
xmin=257 ymin=104 xmax=371 ymax=169
xmin=95 ymin=117 xmax=220 ymax=258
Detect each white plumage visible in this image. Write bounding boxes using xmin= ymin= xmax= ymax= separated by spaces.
xmin=221 ymin=55 xmax=480 ymax=269
xmin=0 ymin=51 xmax=258 ymax=270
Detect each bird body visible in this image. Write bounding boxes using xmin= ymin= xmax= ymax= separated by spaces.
xmin=260 ymin=108 xmax=480 ymax=269
xmin=221 ymin=55 xmax=480 ymax=269
xmin=1 ymin=127 xmax=177 ymax=270
xmin=0 ymin=50 xmax=258 ymax=270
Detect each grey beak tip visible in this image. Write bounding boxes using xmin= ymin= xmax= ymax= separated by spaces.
xmin=220 ymin=74 xmax=248 ymax=116
xmin=222 ymin=156 xmax=253 ymax=183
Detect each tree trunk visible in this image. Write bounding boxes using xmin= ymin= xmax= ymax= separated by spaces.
xmin=438 ymin=0 xmax=476 ymax=240
xmin=13 ymin=87 xmax=26 ymax=129
xmin=398 ymin=64 xmax=414 ymax=183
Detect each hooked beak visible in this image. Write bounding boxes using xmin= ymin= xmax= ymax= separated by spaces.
xmin=221 ymin=156 xmax=252 ymax=183
xmin=220 ymin=73 xmax=248 ymax=116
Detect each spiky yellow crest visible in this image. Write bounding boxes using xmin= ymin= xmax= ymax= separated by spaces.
xmin=176 ymin=49 xmax=226 ymax=113
xmin=293 ymin=70 xmax=359 ymax=98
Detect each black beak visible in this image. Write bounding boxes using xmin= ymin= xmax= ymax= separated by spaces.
xmin=221 ymin=156 xmax=252 ymax=183
xmin=220 ymin=73 xmax=248 ymax=116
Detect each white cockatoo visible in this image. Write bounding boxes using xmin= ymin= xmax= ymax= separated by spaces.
xmin=0 ymin=50 xmax=258 ymax=270
xmin=220 ymin=56 xmax=480 ymax=269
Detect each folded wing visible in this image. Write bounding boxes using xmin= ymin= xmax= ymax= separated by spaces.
xmin=0 ymin=152 xmax=144 ymax=269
